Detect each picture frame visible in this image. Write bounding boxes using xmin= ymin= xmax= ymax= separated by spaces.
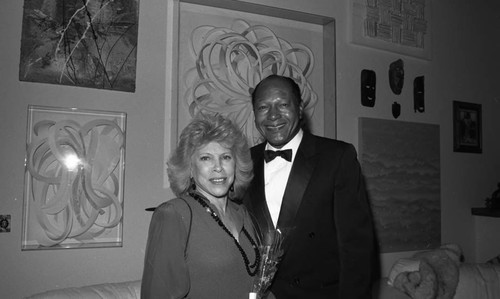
xmin=19 ymin=0 xmax=139 ymax=92
xmin=350 ymin=0 xmax=432 ymax=60
xmin=453 ymin=100 xmax=482 ymax=153
xmin=0 ymin=215 xmax=11 ymax=233
xmin=163 ymin=0 xmax=336 ymax=187
xmin=22 ymin=105 xmax=127 ymax=250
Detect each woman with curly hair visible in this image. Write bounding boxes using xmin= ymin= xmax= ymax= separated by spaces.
xmin=141 ymin=113 xmax=260 ymax=298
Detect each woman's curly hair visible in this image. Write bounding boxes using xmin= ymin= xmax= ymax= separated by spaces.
xmin=167 ymin=113 xmax=253 ymax=200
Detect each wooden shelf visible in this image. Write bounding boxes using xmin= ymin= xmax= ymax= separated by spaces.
xmin=471 ymin=207 xmax=500 ymax=218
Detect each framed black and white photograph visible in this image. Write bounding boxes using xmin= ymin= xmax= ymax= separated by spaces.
xmin=453 ymin=100 xmax=482 ymax=153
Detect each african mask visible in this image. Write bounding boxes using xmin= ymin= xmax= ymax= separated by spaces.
xmin=389 ymin=59 xmax=404 ymax=95
xmin=361 ymin=69 xmax=376 ymax=107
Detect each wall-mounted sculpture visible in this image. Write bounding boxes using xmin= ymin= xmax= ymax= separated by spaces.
xmin=361 ymin=69 xmax=376 ymax=107
xmin=389 ymin=59 xmax=404 ymax=95
xmin=392 ymin=101 xmax=401 ymax=119
xmin=414 ymin=76 xmax=425 ymax=113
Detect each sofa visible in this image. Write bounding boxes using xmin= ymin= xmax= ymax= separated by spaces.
xmin=376 ymin=263 xmax=500 ymax=299
xmin=375 ymin=244 xmax=500 ymax=299
xmin=25 ymin=280 xmax=141 ymax=299
xmin=26 ymin=244 xmax=500 ymax=299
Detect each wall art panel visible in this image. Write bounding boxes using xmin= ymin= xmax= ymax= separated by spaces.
xmin=19 ymin=0 xmax=139 ymax=92
xmin=359 ymin=117 xmax=440 ymax=253
xmin=23 ymin=105 xmax=126 ymax=250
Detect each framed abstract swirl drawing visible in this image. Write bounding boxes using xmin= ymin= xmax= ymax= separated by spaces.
xmin=163 ymin=0 xmax=336 ymax=187
xmin=22 ymin=105 xmax=127 ymax=250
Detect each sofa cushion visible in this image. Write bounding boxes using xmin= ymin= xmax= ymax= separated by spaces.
xmin=25 ymin=280 xmax=141 ymax=299
xmin=373 ymin=278 xmax=411 ymax=299
xmin=454 ymin=263 xmax=500 ymax=299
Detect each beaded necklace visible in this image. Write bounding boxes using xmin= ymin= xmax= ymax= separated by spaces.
xmin=189 ymin=192 xmax=261 ymax=276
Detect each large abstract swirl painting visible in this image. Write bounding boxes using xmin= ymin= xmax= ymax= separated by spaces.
xmin=177 ymin=2 xmax=325 ymax=145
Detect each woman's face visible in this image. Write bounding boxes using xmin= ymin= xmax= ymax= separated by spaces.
xmin=191 ymin=141 xmax=235 ymax=202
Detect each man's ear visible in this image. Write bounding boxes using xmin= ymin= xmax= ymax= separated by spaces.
xmin=299 ymin=101 xmax=305 ymax=119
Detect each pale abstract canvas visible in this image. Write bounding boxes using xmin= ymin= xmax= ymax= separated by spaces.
xmin=359 ymin=117 xmax=440 ymax=253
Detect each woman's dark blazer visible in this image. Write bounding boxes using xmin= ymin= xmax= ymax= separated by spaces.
xmin=243 ymin=132 xmax=376 ymax=299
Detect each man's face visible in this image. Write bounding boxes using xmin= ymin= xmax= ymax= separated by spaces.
xmin=253 ymin=79 xmax=303 ymax=148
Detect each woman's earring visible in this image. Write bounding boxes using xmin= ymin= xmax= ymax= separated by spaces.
xmin=229 ymin=184 xmax=234 ymax=192
xmin=190 ymin=177 xmax=196 ymax=190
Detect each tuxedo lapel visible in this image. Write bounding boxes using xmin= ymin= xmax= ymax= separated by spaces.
xmin=277 ymin=133 xmax=316 ymax=237
xmin=249 ymin=144 xmax=274 ymax=234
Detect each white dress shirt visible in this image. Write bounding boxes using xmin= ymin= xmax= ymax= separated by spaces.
xmin=264 ymin=129 xmax=303 ymax=227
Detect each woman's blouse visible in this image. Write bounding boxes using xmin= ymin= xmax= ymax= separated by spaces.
xmin=141 ymin=193 xmax=259 ymax=298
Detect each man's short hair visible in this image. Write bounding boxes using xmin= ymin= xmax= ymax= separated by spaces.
xmin=251 ymin=75 xmax=302 ymax=106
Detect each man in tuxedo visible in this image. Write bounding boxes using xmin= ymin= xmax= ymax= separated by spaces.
xmin=244 ymin=75 xmax=376 ymax=298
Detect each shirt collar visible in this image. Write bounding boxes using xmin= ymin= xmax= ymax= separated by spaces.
xmin=265 ymin=129 xmax=303 ymax=162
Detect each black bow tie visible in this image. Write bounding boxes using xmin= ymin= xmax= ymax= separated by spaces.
xmin=264 ymin=149 xmax=293 ymax=163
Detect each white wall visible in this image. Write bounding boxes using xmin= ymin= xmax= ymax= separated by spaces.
xmin=1 ymin=0 xmax=500 ymax=298
xmin=474 ymin=216 xmax=500 ymax=262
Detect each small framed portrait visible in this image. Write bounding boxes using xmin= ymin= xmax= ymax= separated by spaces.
xmin=0 ymin=215 xmax=11 ymax=233
xmin=453 ymin=101 xmax=482 ymax=153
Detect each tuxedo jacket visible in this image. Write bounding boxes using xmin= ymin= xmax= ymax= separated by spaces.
xmin=244 ymin=132 xmax=376 ymax=299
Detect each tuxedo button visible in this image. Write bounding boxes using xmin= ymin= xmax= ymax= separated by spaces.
xmin=292 ymin=278 xmax=300 ymax=286
xmin=308 ymin=232 xmax=315 ymax=238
